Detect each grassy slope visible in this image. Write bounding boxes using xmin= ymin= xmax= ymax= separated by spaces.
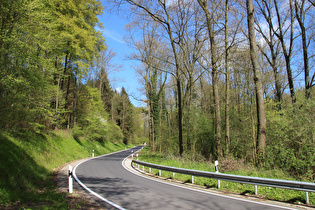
xmin=139 ymin=147 xmax=314 ymax=206
xmin=0 ymin=129 xmax=128 ymax=209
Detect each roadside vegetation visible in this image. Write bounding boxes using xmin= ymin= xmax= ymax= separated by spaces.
xmin=107 ymin=3 xmax=315 ymax=206
xmin=0 ymin=1 xmax=145 ymax=208
xmin=0 ymin=129 xmax=129 ymax=209
xmin=138 ymin=147 xmax=315 ymax=206
xmin=1 ymin=0 xmax=314 ymax=208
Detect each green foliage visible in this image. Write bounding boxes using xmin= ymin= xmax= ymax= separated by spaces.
xmin=72 ymin=125 xmax=85 ymax=140
xmin=0 ymin=130 xmax=127 ymax=208
xmin=139 ymin=149 xmax=314 ymax=205
xmin=265 ymin=98 xmax=315 ymax=180
xmin=194 ymin=112 xmax=215 ymax=159
xmin=74 ymin=86 xmax=124 ymax=143
xmin=0 ymin=0 xmax=55 ymax=131
xmin=111 ymin=87 xmax=137 ymax=144
xmin=0 ymin=0 xmax=106 ymax=132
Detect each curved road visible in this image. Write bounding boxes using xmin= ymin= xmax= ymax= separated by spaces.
xmin=74 ymin=146 xmax=295 ymax=210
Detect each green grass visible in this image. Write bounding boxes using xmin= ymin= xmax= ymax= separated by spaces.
xmin=0 ymin=129 xmax=129 ymax=209
xmin=138 ymin=148 xmax=314 ymax=206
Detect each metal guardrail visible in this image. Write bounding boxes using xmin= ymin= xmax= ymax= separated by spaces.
xmin=132 ymin=159 xmax=315 ymax=204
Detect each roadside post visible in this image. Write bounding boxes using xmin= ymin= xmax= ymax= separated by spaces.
xmin=215 ymin=160 xmax=220 ymax=189
xmin=68 ymin=165 xmax=73 ymax=193
xmin=92 ymin=150 xmax=94 ymax=157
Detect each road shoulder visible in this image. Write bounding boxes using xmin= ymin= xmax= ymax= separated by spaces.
xmin=124 ymin=157 xmax=314 ymax=210
xmin=55 ymin=158 xmax=106 ymax=209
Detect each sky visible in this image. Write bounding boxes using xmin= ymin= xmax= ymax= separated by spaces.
xmin=97 ymin=4 xmax=145 ymax=107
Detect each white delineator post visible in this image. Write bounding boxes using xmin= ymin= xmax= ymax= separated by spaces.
xmin=215 ymin=160 xmax=220 ymax=189
xmin=68 ymin=165 xmax=73 ymax=193
xmin=92 ymin=149 xmax=94 ymax=157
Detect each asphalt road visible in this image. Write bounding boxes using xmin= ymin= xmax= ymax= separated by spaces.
xmin=74 ymin=146 xmax=295 ymax=210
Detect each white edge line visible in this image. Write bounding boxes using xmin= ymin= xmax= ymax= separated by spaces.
xmin=72 ymin=148 xmax=140 ymax=210
xmin=122 ymin=157 xmax=297 ymax=210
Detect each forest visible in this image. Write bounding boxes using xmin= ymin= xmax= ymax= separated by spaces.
xmin=0 ymin=0 xmax=144 ymax=146
xmin=0 ymin=0 xmax=314 ymax=181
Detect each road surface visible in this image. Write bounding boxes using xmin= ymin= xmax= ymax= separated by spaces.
xmin=74 ymin=146 xmax=296 ymax=210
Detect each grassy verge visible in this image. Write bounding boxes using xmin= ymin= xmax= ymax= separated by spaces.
xmin=138 ymin=147 xmax=314 ymax=206
xmin=0 ymin=129 xmax=129 ymax=209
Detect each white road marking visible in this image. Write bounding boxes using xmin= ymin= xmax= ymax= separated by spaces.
xmin=122 ymin=157 xmax=297 ymax=210
xmin=73 ymin=148 xmax=139 ymax=210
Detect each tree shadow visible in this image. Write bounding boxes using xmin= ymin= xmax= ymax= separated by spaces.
xmin=0 ymin=133 xmax=67 ymax=208
xmin=240 ymin=190 xmax=254 ymax=195
xmin=286 ymin=196 xmax=305 ymax=204
xmin=203 ymin=183 xmax=217 ymax=188
xmin=74 ymin=136 xmax=83 ymax=146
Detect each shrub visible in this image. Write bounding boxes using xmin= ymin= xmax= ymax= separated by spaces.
xmin=219 ymin=154 xmax=254 ymax=173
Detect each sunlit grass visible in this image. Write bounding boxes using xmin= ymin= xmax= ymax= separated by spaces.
xmin=0 ymin=130 xmax=128 ymax=209
xmin=137 ymin=149 xmax=314 ymax=206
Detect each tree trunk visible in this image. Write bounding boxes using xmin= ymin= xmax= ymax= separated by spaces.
xmin=246 ymin=0 xmax=267 ymax=160
xmin=177 ymin=79 xmax=184 ymax=156
xmin=224 ymin=0 xmax=230 ymax=155
xmin=150 ymin=100 xmax=155 ymax=151
xmin=250 ymin=97 xmax=256 ymax=163
xmin=274 ymin=0 xmax=296 ymax=104
xmin=257 ymin=0 xmax=283 ymax=108
xmin=197 ymin=0 xmax=223 ymax=159
xmin=294 ymin=0 xmax=310 ymax=99
xmin=72 ymin=73 xmax=77 ymax=127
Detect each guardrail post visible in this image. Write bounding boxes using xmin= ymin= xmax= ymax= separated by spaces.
xmin=68 ymin=165 xmax=73 ymax=193
xmin=131 ymin=159 xmax=315 ymax=198
xmin=136 ymin=153 xmax=138 ymax=160
xmin=192 ymin=176 xmax=194 ymax=184
xmin=215 ymin=160 xmax=220 ymax=189
xmin=142 ymin=165 xmax=144 ymax=171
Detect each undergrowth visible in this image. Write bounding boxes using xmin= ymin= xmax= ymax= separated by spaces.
xmin=138 ymin=147 xmax=314 ymax=206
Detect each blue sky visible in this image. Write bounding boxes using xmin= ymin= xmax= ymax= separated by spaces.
xmin=97 ymin=7 xmax=145 ymax=107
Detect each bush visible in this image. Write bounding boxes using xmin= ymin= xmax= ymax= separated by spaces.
xmin=265 ymin=98 xmax=315 ymax=180
xmin=219 ymin=154 xmax=254 ymax=173
xmin=74 ymin=86 xmax=124 ymax=144
xmin=72 ymin=125 xmax=84 ymax=140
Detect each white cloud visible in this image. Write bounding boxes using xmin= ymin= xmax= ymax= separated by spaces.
xmin=116 ymin=87 xmax=122 ymax=93
xmin=102 ymin=29 xmax=125 ymax=45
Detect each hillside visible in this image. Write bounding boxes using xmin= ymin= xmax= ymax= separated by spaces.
xmin=0 ymin=130 xmax=128 ymax=209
